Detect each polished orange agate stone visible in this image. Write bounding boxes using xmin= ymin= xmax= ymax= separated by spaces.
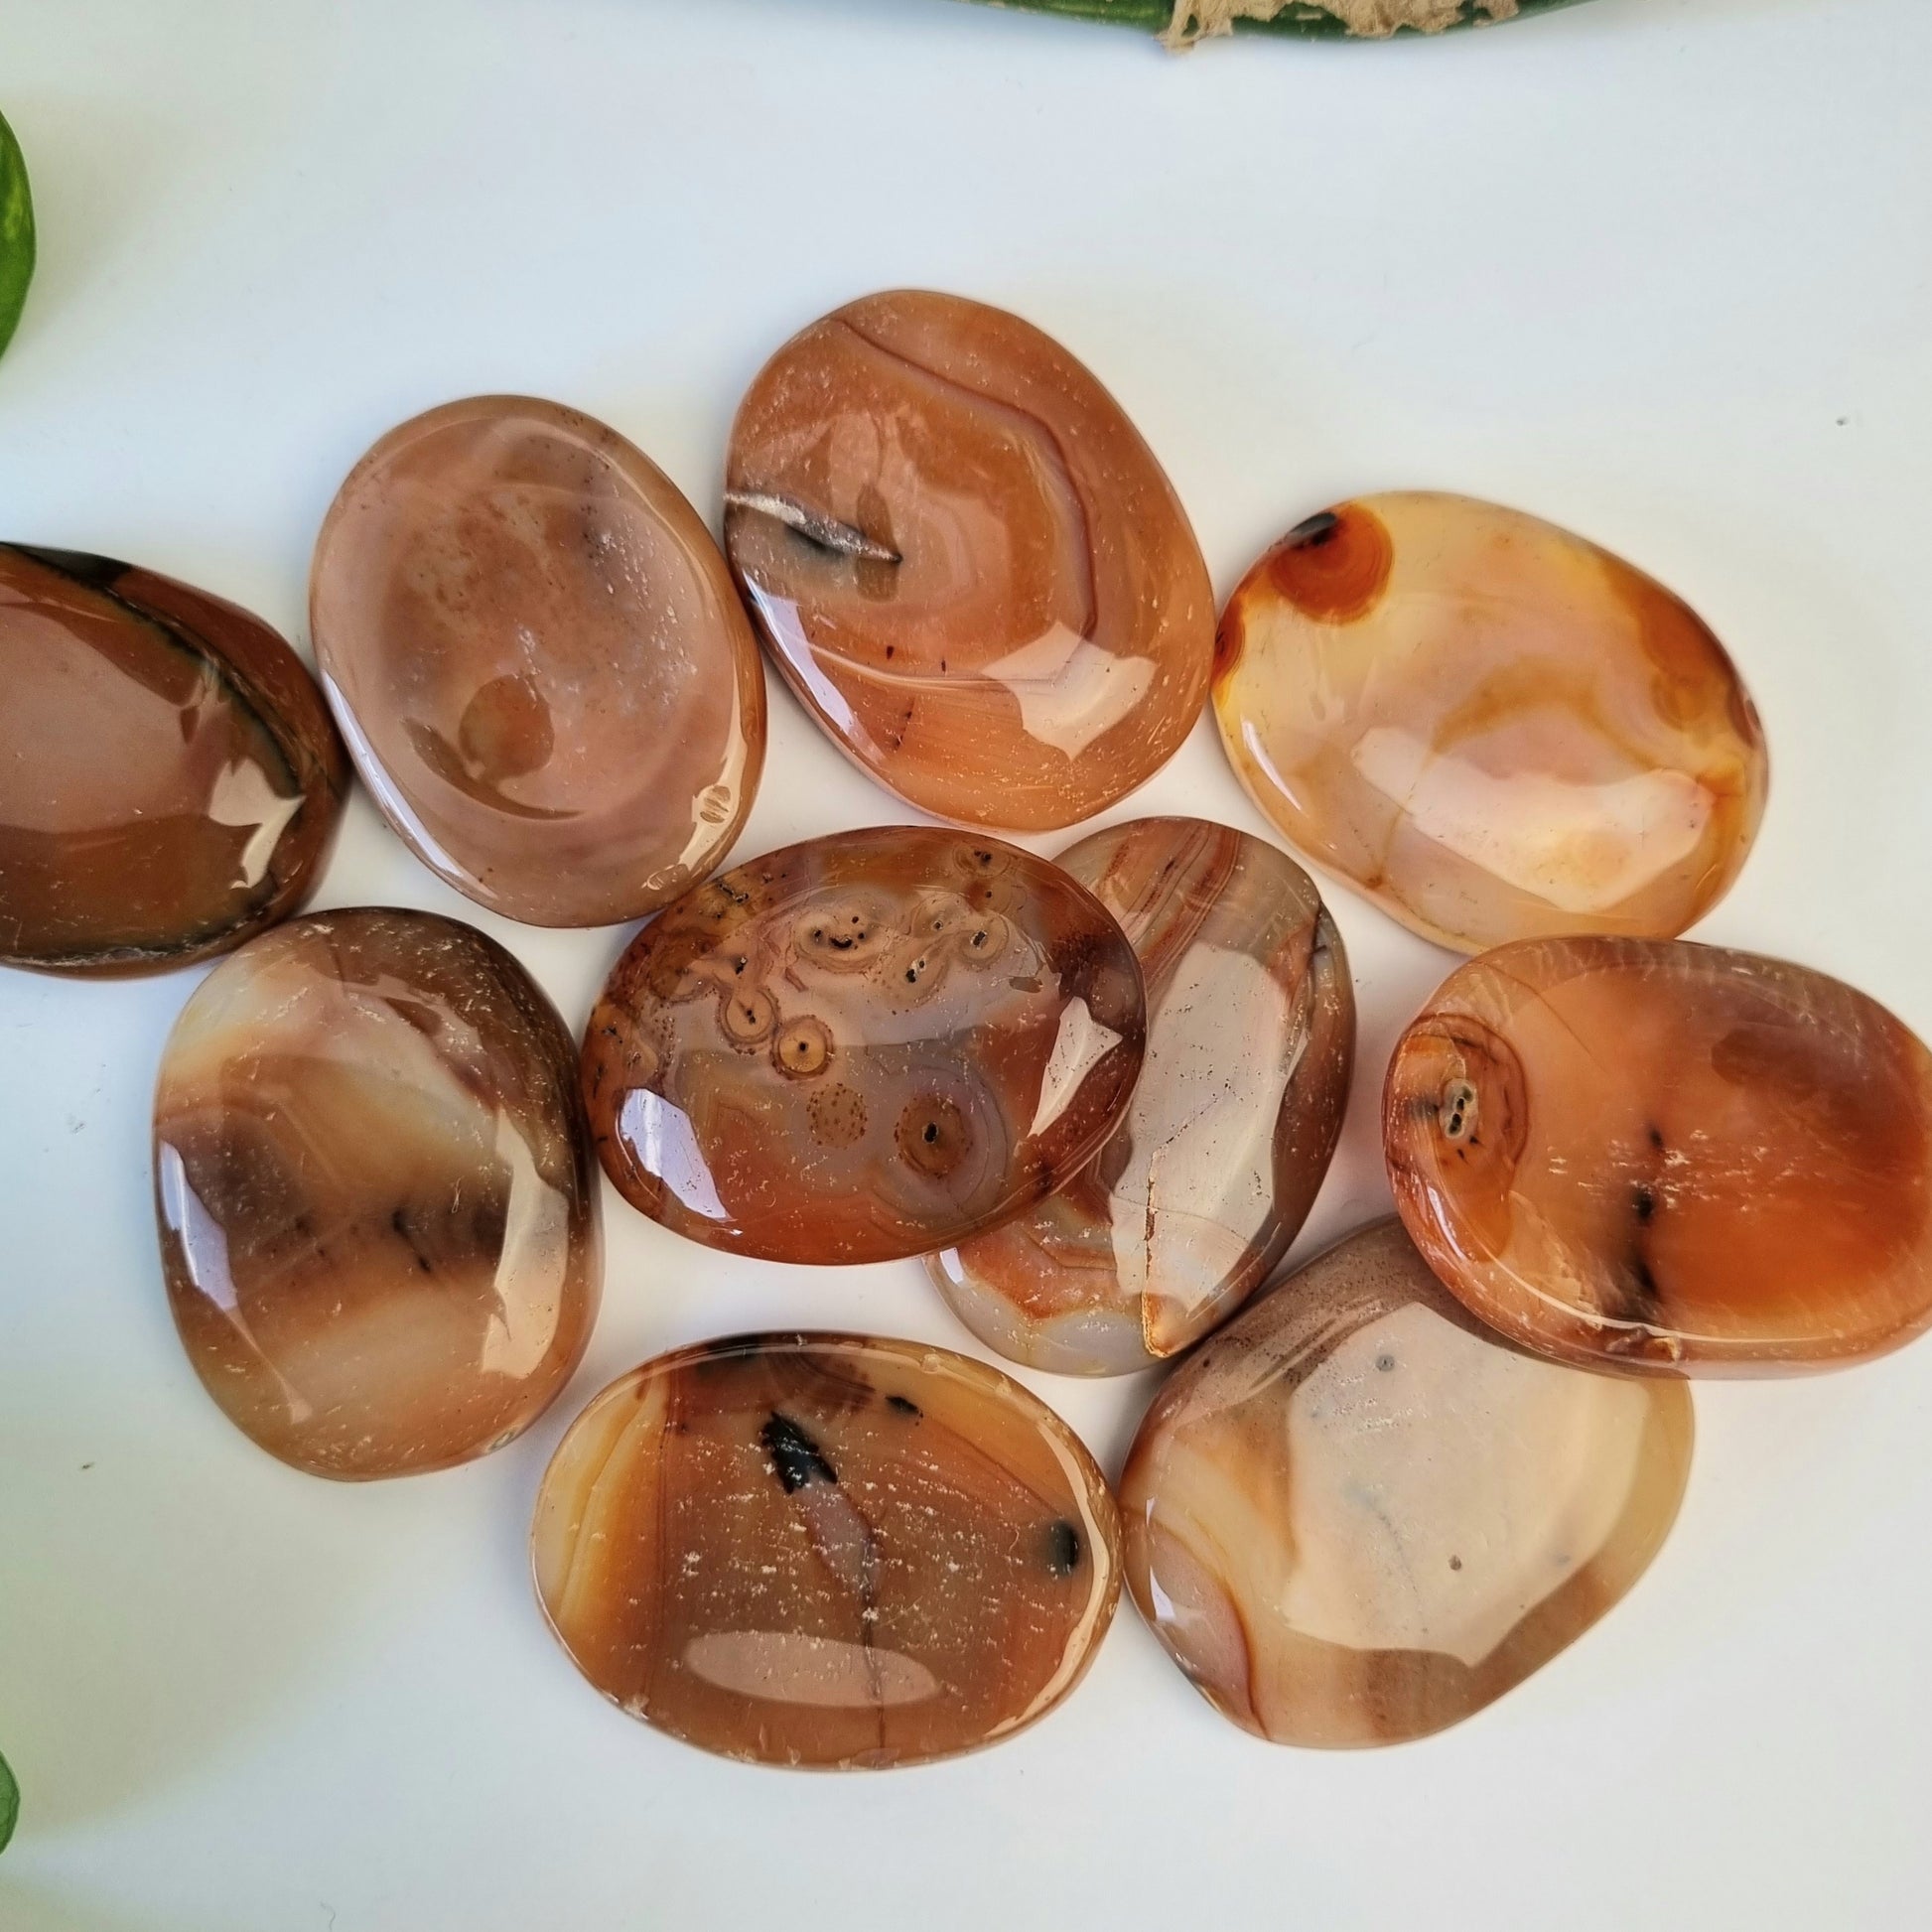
xmin=582 ymin=826 xmax=1146 ymax=1265
xmin=929 ymin=817 xmax=1353 ymax=1374
xmin=1214 ymin=493 xmax=1768 ymax=952
xmin=532 ymin=1333 xmax=1121 ymax=1768
xmin=725 ymin=290 xmax=1214 ymax=831
xmin=1121 ymin=1221 xmax=1692 ymax=1747
xmin=155 ymin=907 xmax=601 ymax=1476
xmin=312 ymin=396 xmax=764 ymax=927
xmin=1 ymin=545 xmax=345 ymax=975
xmin=1386 ymin=937 xmax=1932 ymax=1375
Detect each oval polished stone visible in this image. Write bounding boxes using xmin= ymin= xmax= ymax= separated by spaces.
xmin=724 ymin=291 xmax=1214 ymax=831
xmin=1214 ymin=493 xmax=1768 ymax=953
xmin=1121 ymin=1221 xmax=1693 ymax=1747
xmin=583 ymin=827 xmax=1147 ymax=1264
xmin=928 ymin=818 xmax=1354 ymax=1375
xmin=312 ymin=396 xmax=765 ymax=927
xmin=154 ymin=907 xmax=601 ymax=1477
xmin=533 ymin=1332 xmax=1121 ymax=1768
xmin=1385 ymin=937 xmax=1932 ymax=1375
xmin=1 ymin=546 xmax=346 ymax=976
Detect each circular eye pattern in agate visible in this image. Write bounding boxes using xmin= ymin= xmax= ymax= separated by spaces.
xmin=581 ymin=825 xmax=1147 ymax=1265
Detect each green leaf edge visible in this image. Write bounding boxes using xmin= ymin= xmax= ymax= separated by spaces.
xmin=1 ymin=106 xmax=36 ymax=362
xmin=0 ymin=1746 xmax=18 ymax=1855
xmin=965 ymin=0 xmax=1590 ymax=37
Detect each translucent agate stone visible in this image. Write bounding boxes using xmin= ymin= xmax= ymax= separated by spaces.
xmin=1213 ymin=494 xmax=1768 ymax=953
xmin=154 ymin=907 xmax=601 ymax=1477
xmin=724 ymin=290 xmax=1213 ymax=831
xmin=929 ymin=817 xmax=1353 ymax=1374
xmin=1 ymin=546 xmax=345 ymax=975
xmin=312 ymin=396 xmax=764 ymax=927
xmin=1386 ymin=937 xmax=1932 ymax=1374
xmin=532 ymin=1332 xmax=1120 ymax=1769
xmin=1121 ymin=1221 xmax=1693 ymax=1746
xmin=582 ymin=827 xmax=1146 ymax=1264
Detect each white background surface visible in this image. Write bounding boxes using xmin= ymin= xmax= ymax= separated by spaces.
xmin=2 ymin=1 xmax=1930 ymax=1926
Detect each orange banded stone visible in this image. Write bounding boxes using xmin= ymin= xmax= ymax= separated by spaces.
xmin=1214 ymin=493 xmax=1768 ymax=953
xmin=1385 ymin=937 xmax=1932 ymax=1374
xmin=532 ymin=1332 xmax=1121 ymax=1768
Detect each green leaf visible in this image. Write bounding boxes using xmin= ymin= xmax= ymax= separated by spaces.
xmin=0 ymin=1746 xmax=18 ymax=1854
xmin=2 ymin=106 xmax=36 ymax=361
xmin=964 ymin=0 xmax=1591 ymax=41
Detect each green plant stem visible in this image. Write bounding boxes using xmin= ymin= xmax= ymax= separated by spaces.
xmin=965 ymin=0 xmax=1590 ymax=40
xmin=2 ymin=107 xmax=36 ymax=360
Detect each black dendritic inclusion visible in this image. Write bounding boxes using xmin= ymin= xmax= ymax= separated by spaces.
xmin=761 ymin=1412 xmax=839 ymax=1493
xmin=1625 ymin=1254 xmax=1662 ymax=1314
xmin=388 ymin=1204 xmax=435 ymax=1275
xmin=1611 ymin=1137 xmax=1668 ymax=1319
xmin=1043 ymin=1520 xmax=1083 ymax=1577
xmin=1284 ymin=510 xmax=1341 ymax=550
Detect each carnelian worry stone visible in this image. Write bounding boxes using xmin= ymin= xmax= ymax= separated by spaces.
xmin=532 ymin=1332 xmax=1121 ymax=1768
xmin=1 ymin=545 xmax=345 ymax=975
xmin=154 ymin=907 xmax=601 ymax=1477
xmin=928 ymin=817 xmax=1353 ymax=1374
xmin=312 ymin=396 xmax=764 ymax=927
xmin=1121 ymin=1220 xmax=1693 ymax=1747
xmin=725 ymin=291 xmax=1213 ymax=831
xmin=582 ymin=826 xmax=1146 ymax=1265
xmin=1385 ymin=937 xmax=1932 ymax=1375
xmin=1214 ymin=493 xmax=1768 ymax=953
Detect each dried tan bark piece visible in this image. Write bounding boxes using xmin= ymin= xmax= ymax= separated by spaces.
xmin=1165 ymin=0 xmax=1517 ymax=46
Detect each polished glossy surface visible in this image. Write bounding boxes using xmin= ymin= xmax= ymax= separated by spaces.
xmin=1 ymin=546 xmax=345 ymax=975
xmin=533 ymin=1332 xmax=1120 ymax=1768
xmin=1386 ymin=937 xmax=1932 ymax=1374
xmin=1121 ymin=1220 xmax=1693 ymax=1746
xmin=1214 ymin=493 xmax=1768 ymax=953
xmin=583 ymin=826 xmax=1147 ymax=1264
xmin=312 ymin=395 xmax=764 ymax=927
xmin=154 ymin=907 xmax=601 ymax=1477
xmin=725 ymin=290 xmax=1213 ymax=831
xmin=929 ymin=818 xmax=1353 ymax=1374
